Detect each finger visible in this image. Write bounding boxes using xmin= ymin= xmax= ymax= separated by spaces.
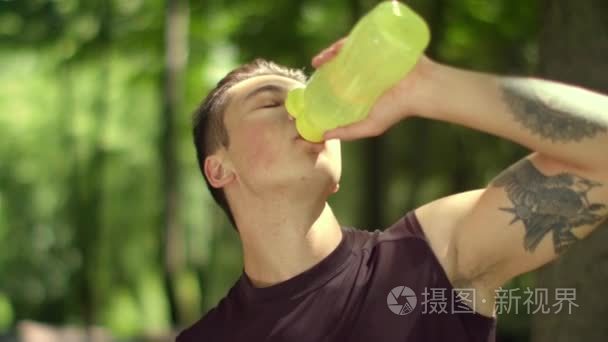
xmin=311 ymin=52 xmax=329 ymax=68
xmin=312 ymin=49 xmax=337 ymax=68
xmin=311 ymin=38 xmax=347 ymax=68
xmin=312 ymin=39 xmax=344 ymax=62
xmin=324 ymin=121 xmax=377 ymax=141
xmin=330 ymin=37 xmax=347 ymax=52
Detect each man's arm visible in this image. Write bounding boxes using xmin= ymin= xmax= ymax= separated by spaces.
xmin=412 ymin=63 xmax=608 ymax=259
xmin=313 ymin=45 xmax=608 ymax=315
xmin=323 ymin=58 xmax=608 ymax=169
xmin=414 ymin=63 xmax=608 ymax=170
xmin=400 ymin=62 xmax=608 ymax=316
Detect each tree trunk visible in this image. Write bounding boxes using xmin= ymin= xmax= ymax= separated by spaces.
xmin=532 ymin=1 xmax=608 ymax=341
xmin=66 ymin=0 xmax=112 ymax=331
xmin=161 ymin=0 xmax=189 ymax=327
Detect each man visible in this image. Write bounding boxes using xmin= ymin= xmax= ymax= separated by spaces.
xmin=177 ymin=35 xmax=608 ymax=341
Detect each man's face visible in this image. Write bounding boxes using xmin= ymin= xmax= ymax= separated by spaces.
xmin=221 ymin=74 xmax=342 ymax=197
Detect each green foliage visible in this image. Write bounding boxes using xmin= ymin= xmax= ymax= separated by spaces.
xmin=0 ymin=292 xmax=13 ymax=332
xmin=0 ymin=0 xmax=545 ymax=339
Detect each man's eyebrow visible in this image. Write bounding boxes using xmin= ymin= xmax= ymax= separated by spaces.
xmin=242 ymin=84 xmax=286 ymax=104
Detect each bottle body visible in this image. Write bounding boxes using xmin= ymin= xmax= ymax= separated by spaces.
xmin=286 ymin=1 xmax=430 ymax=142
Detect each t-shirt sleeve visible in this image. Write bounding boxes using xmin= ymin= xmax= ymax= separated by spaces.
xmin=376 ymin=211 xmax=456 ymax=292
xmin=379 ymin=211 xmax=428 ymax=242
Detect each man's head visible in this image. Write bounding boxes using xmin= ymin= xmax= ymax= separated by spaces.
xmin=193 ymin=59 xmax=341 ymax=229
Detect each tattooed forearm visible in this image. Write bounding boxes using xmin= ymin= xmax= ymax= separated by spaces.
xmin=501 ymin=79 xmax=608 ymax=143
xmin=491 ymin=159 xmax=607 ymax=254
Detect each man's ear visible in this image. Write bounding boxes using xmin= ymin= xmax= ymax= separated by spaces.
xmin=204 ymin=155 xmax=235 ymax=189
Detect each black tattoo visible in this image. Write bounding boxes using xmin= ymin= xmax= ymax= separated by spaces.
xmin=501 ymin=79 xmax=607 ymax=142
xmin=491 ymin=159 xmax=606 ymax=254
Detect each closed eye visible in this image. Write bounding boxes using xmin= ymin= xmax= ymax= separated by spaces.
xmin=260 ymin=101 xmax=284 ymax=109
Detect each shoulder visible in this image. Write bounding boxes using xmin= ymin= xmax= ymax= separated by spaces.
xmin=175 ymin=307 xmax=220 ymax=342
xmin=344 ymin=212 xmax=428 ymax=252
xmin=175 ymin=289 xmax=238 ymax=342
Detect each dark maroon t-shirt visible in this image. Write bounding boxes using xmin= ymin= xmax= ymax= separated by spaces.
xmin=177 ymin=212 xmax=496 ymax=341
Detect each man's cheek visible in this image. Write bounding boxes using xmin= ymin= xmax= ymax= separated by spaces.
xmin=242 ymin=128 xmax=280 ymax=170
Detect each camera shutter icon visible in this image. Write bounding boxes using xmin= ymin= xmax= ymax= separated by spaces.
xmin=387 ymin=286 xmax=417 ymax=315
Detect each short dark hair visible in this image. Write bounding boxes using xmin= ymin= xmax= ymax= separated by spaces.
xmin=192 ymin=58 xmax=307 ymax=229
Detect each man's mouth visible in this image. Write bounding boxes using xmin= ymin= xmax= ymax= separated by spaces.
xmin=294 ymin=134 xmax=321 ymax=143
xmin=294 ymin=134 xmax=326 ymax=151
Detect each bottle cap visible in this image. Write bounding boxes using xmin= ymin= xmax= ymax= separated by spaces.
xmin=285 ymin=87 xmax=305 ymax=119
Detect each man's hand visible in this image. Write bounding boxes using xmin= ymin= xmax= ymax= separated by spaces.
xmin=312 ymin=37 xmax=433 ymax=141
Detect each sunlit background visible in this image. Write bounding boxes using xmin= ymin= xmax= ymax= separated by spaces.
xmin=1 ymin=0 xmax=606 ymax=341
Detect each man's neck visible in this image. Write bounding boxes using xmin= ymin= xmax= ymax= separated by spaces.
xmin=236 ymin=200 xmax=342 ymax=288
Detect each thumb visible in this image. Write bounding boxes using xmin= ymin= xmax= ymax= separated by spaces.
xmin=324 ymin=121 xmax=379 ymax=141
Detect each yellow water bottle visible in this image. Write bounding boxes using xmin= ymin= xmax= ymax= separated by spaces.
xmin=285 ymin=1 xmax=430 ymax=142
